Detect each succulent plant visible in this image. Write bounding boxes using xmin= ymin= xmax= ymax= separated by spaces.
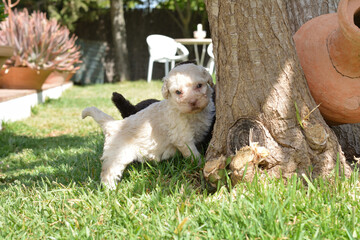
xmin=0 ymin=7 xmax=81 ymax=71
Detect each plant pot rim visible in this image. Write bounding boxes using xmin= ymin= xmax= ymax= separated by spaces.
xmin=2 ymin=66 xmax=53 ymax=72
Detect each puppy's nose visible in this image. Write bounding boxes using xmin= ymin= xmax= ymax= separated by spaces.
xmin=189 ymin=100 xmax=197 ymax=107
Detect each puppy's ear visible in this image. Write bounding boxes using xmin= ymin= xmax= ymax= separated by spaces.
xmin=199 ymin=65 xmax=215 ymax=88
xmin=162 ymin=76 xmax=170 ymax=99
xmin=206 ymin=74 xmax=215 ymax=89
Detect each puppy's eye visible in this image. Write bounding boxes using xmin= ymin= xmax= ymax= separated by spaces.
xmin=196 ymin=83 xmax=203 ymax=89
xmin=175 ymin=90 xmax=182 ymax=95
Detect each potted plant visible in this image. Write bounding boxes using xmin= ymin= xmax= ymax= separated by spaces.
xmin=0 ymin=3 xmax=81 ymax=90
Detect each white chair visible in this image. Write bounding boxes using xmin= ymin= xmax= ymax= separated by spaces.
xmin=206 ymin=43 xmax=215 ymax=75
xmin=146 ymin=34 xmax=189 ymax=82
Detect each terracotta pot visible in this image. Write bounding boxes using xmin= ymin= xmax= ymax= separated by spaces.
xmin=294 ymin=0 xmax=360 ymax=125
xmin=0 ymin=46 xmax=14 ymax=68
xmin=45 ymin=71 xmax=75 ymax=84
xmin=0 ymin=67 xmax=52 ymax=90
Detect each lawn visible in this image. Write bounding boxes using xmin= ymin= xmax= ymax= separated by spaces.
xmin=1 ymin=81 xmax=360 ymax=239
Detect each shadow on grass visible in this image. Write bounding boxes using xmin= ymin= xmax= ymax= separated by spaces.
xmin=0 ymin=131 xmax=103 ymax=190
xmin=119 ymin=153 xmax=206 ymax=197
xmin=0 ymin=130 xmax=207 ymax=195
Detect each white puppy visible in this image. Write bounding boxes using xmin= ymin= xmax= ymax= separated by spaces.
xmin=82 ymin=64 xmax=215 ymax=189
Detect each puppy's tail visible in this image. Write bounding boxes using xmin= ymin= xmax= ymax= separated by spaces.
xmin=82 ymin=107 xmax=114 ymax=128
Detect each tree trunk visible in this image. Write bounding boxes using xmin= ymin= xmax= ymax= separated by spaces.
xmin=110 ymin=0 xmax=130 ymax=82
xmin=203 ymin=0 xmax=352 ymax=187
xmin=286 ymin=0 xmax=339 ymax=34
xmin=332 ymin=124 xmax=360 ymax=161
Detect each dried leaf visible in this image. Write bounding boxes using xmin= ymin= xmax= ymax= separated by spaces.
xmin=174 ymin=217 xmax=189 ymax=234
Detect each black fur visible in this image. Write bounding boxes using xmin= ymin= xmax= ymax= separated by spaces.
xmin=111 ymin=92 xmax=159 ymax=119
xmin=175 ymin=60 xmax=197 ymax=67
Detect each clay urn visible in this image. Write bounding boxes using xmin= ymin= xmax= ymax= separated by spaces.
xmin=293 ymin=0 xmax=360 ymax=125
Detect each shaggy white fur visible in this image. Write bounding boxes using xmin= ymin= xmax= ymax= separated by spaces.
xmin=82 ymin=64 xmax=215 ymax=189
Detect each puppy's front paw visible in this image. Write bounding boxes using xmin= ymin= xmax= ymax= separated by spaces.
xmin=190 ymin=152 xmax=203 ymax=167
xmin=100 ymin=172 xmax=121 ymax=190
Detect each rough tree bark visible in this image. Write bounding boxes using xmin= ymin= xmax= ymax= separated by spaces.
xmin=286 ymin=0 xmax=339 ymax=33
xmin=203 ymin=0 xmax=353 ymax=186
xmin=110 ymin=0 xmax=130 ymax=82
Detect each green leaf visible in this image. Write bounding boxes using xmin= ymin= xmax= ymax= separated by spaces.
xmin=225 ymin=157 xmax=232 ymax=167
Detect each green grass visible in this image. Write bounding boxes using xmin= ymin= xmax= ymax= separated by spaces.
xmin=1 ymin=80 xmax=360 ymax=239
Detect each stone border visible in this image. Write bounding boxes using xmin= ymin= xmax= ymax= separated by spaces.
xmin=0 ymin=82 xmax=73 ymax=130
